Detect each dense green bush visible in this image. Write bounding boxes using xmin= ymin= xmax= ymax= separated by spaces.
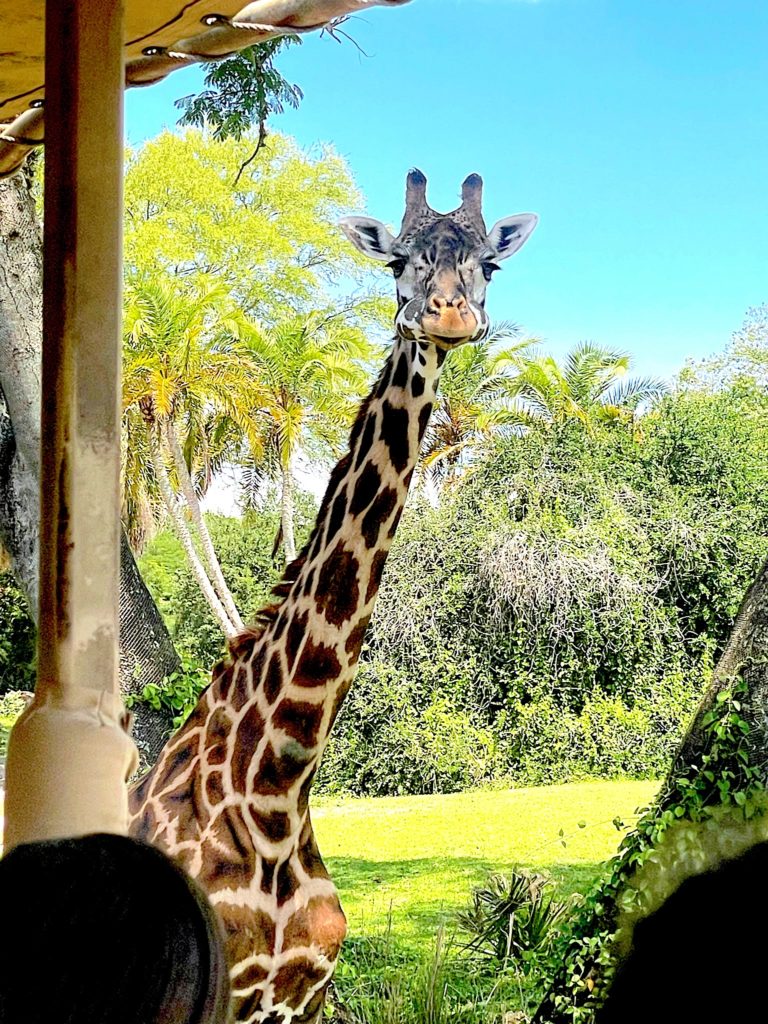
xmin=137 ymin=377 xmax=768 ymax=796
xmin=139 ymin=498 xmax=316 ymax=665
xmin=0 ymin=573 xmax=35 ymax=694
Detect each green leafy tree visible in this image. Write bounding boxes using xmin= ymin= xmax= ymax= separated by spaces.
xmin=175 ymin=38 xmax=304 ymax=184
xmin=421 ymin=324 xmax=537 ymax=485
xmin=508 ymin=342 xmax=667 ymax=427
xmin=123 ymin=130 xmax=372 ymax=322
xmin=122 ymin=276 xmax=265 ymax=635
xmin=241 ymin=304 xmax=382 ymax=560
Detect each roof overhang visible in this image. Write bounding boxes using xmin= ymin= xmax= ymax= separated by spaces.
xmin=0 ymin=0 xmax=411 ymax=177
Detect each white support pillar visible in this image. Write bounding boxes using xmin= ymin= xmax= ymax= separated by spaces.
xmin=4 ymin=0 xmax=138 ymax=852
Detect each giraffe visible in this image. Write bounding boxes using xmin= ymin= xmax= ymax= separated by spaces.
xmin=129 ymin=170 xmax=538 ymax=1024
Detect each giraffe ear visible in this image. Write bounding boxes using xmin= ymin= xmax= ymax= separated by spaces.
xmin=486 ymin=213 xmax=539 ymax=261
xmin=339 ymin=216 xmax=396 ymax=262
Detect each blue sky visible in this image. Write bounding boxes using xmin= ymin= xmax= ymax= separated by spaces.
xmin=125 ymin=0 xmax=768 ymax=381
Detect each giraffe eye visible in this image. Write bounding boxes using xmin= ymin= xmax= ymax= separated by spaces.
xmin=387 ymin=258 xmax=407 ymax=278
xmin=481 ymin=261 xmax=501 ymax=282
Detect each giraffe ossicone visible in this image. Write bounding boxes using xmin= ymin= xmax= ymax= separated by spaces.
xmin=130 ymin=171 xmax=538 ymax=1024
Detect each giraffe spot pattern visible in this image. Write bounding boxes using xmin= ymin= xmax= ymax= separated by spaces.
xmin=349 ymin=461 xmax=381 ymax=517
xmin=411 ymin=373 xmax=425 ymax=397
xmin=417 ymin=402 xmax=433 ymax=442
xmin=294 ymin=635 xmax=343 ymax=687
xmin=315 ymin=542 xmax=360 ymax=629
xmin=326 ymin=490 xmax=347 ymax=542
xmin=353 ymin=415 xmax=377 ymax=471
xmin=263 ymin=651 xmax=283 ymax=705
xmin=345 ymin=614 xmax=372 ymax=657
xmin=247 ymin=807 xmax=292 ymax=843
xmin=286 ymin=609 xmax=309 ymax=671
xmin=361 ymin=486 xmax=398 ymax=548
xmin=366 ymin=551 xmax=388 ymax=604
xmin=204 ymin=706 xmax=232 ymax=766
xmin=391 ymin=351 xmax=409 ymax=388
xmin=273 ymin=698 xmax=324 ymax=749
xmin=379 ymin=400 xmax=411 ymax=473
xmin=205 ymin=770 xmax=225 ymax=806
xmin=251 ymin=740 xmax=313 ymax=796
xmin=271 ymin=961 xmax=330 ymax=1011
xmin=231 ymin=702 xmax=266 ymax=794
xmin=276 ymin=858 xmax=299 ymax=905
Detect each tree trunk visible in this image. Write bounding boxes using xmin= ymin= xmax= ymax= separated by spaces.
xmin=163 ymin=418 xmax=244 ymax=631
xmin=150 ymin=430 xmax=237 ymax=637
xmin=534 ymin=555 xmax=768 ymax=1023
xmin=0 ymin=171 xmax=175 ymax=767
xmin=280 ymin=456 xmax=297 ymax=563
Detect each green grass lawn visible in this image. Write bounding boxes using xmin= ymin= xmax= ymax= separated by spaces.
xmin=314 ymin=780 xmax=658 ymax=952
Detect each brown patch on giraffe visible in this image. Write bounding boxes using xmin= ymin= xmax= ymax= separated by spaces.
xmin=223 ymin=905 xmax=276 ymax=961
xmin=260 ymin=857 xmax=277 ymax=894
xmin=231 ymin=961 xmax=269 ymax=989
xmin=411 ymin=372 xmax=426 ymax=397
xmin=271 ymin=961 xmax=331 ymax=1011
xmin=361 ymin=487 xmax=398 ymax=548
xmin=391 ymin=350 xmax=409 ymax=389
xmin=276 ymin=858 xmax=300 ymax=905
xmin=231 ymin=989 xmax=270 ymax=1023
xmin=297 ymin=823 xmax=330 ymax=880
xmin=366 ymin=550 xmax=388 ymax=604
xmin=128 ymin=770 xmax=152 ymax=814
xmin=151 ymin=732 xmax=200 ymax=795
xmin=293 ymin=634 xmax=343 ymax=687
xmin=301 ymin=988 xmax=328 ymax=1024
xmin=251 ymin=739 xmax=314 ymax=796
xmin=375 ymin=361 xmax=392 ymax=398
xmin=379 ymin=400 xmax=411 ymax=473
xmin=315 ymin=541 xmax=360 ymax=627
xmin=417 ymin=401 xmax=433 ymax=442
xmin=349 ymin=461 xmax=382 ymax=518
xmin=263 ymin=651 xmax=284 ymax=705
xmin=345 ymin=614 xmax=372 ymax=658
xmin=198 ymin=806 xmax=257 ymax=892
xmin=212 ymin=660 xmax=234 ymax=701
xmin=286 ymin=608 xmax=309 ymax=671
xmin=302 ymin=564 xmax=318 ymax=597
xmin=273 ymin=697 xmax=324 ymax=749
xmin=326 ymin=489 xmax=347 ymax=543
xmin=246 ymin=807 xmax=292 ymax=843
xmin=231 ymin=701 xmax=266 ymax=795
xmin=128 ymin=797 xmax=158 ymax=841
xmin=204 ymin=706 xmax=232 ymax=766
xmin=282 ymin=896 xmax=347 ymax=954
xmin=297 ymin=770 xmax=316 ymax=818
xmin=205 ymin=769 xmax=225 ymax=806
xmin=387 ymin=506 xmax=404 ymax=539
xmin=353 ymin=415 xmax=377 ymax=471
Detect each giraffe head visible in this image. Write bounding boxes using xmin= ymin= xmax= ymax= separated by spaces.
xmin=340 ymin=169 xmax=538 ymax=348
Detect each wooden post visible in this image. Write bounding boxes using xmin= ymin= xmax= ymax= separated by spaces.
xmin=37 ymin=0 xmax=125 ymax=701
xmin=3 ymin=0 xmax=138 ymax=852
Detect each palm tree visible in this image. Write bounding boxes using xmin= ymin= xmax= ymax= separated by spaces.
xmin=241 ymin=305 xmax=378 ymax=561
xmin=507 ymin=342 xmax=668 ymax=427
xmin=421 ymin=324 xmax=537 ymax=485
xmin=122 ymin=276 xmax=265 ymax=635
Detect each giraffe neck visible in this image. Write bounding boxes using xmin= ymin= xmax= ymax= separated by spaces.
xmin=233 ymin=334 xmax=446 ymax=782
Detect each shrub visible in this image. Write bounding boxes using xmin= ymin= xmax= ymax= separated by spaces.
xmin=0 ymin=573 xmax=35 ymax=694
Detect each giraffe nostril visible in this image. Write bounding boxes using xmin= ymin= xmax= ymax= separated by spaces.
xmin=427 ymin=294 xmax=447 ymax=313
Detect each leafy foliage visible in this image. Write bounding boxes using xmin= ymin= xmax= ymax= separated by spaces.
xmin=0 ymin=573 xmax=35 ymax=694
xmin=175 ymin=39 xmax=303 ymax=168
xmin=536 ymin=677 xmax=766 ymax=1024
xmin=458 ymin=871 xmax=574 ymax=971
